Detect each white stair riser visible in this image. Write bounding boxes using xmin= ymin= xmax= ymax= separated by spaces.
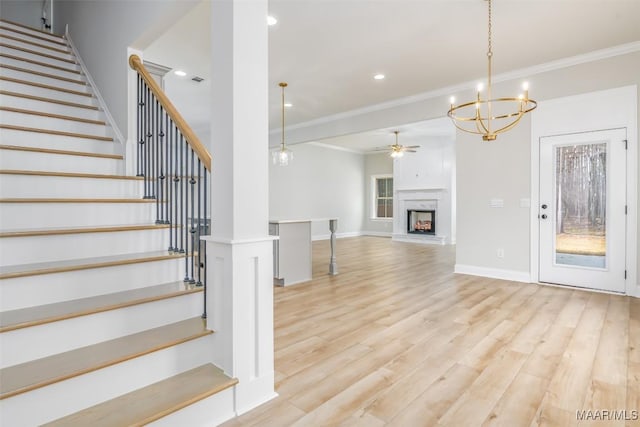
xmin=0 ymin=335 xmax=213 ymax=427
xmin=0 ymin=201 xmax=156 ymax=228
xmin=150 ymin=387 xmax=235 ymax=427
xmin=0 ymin=23 xmax=66 ymax=45
xmin=0 ymin=92 xmax=102 ymax=121
xmin=0 ymin=55 xmax=82 ymax=79
xmin=0 ymin=174 xmax=142 ymax=198
xmin=0 ymin=227 xmax=165 ymax=266
xmin=0 ymin=79 xmax=94 ymax=105
xmin=0 ymin=127 xmax=118 ymax=155
xmin=0 ymin=46 xmax=79 ymax=71
xmin=0 ymin=292 xmax=204 ymax=368
xmin=0 ymin=38 xmax=73 ymax=61
xmin=0 ymin=258 xmax=184 ymax=310
xmin=0 ymin=30 xmax=69 ymax=52
xmin=0 ymin=110 xmax=107 ymax=136
xmin=0 ymin=67 xmax=87 ymax=92
xmin=0 ymin=149 xmax=122 ymax=174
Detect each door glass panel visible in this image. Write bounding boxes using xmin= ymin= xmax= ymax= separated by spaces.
xmin=555 ymin=143 xmax=606 ymax=268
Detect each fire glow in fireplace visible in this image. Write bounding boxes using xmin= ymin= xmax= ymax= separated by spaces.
xmin=407 ymin=210 xmax=435 ymax=235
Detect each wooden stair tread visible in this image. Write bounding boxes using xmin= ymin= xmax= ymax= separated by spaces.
xmin=0 ymin=26 xmax=68 ymax=47
xmin=0 ymin=250 xmax=182 ymax=280
xmin=0 ymin=317 xmax=212 ymax=399
xmin=0 ymin=34 xmax=70 ymax=55
xmin=44 ymin=364 xmax=237 ymax=427
xmin=0 ymin=223 xmax=171 ymax=238
xmin=0 ymin=19 xmax=65 ymax=39
xmin=0 ymin=124 xmax=111 ymax=141
xmin=0 ymin=90 xmax=97 ymax=109
xmin=0 ymin=43 xmax=76 ymax=64
xmin=0 ymin=64 xmax=86 ymax=85
xmin=0 ymin=144 xmax=122 ymax=160
xmin=0 ymin=169 xmax=141 ymax=180
xmin=0 ymin=106 xmax=103 ymax=124
xmin=0 ymin=76 xmax=92 ymax=97
xmin=0 ymin=53 xmax=80 ymax=74
xmin=0 ymin=281 xmax=202 ymax=332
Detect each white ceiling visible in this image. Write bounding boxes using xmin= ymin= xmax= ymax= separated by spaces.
xmin=144 ymin=0 xmax=640 ymax=150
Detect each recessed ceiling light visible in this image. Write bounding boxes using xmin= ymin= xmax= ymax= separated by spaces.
xmin=174 ymin=70 xmax=187 ymax=77
xmin=284 ymin=103 xmax=293 ymax=108
xmin=374 ymin=74 xmax=385 ymax=80
xmin=267 ymin=15 xmax=277 ymax=26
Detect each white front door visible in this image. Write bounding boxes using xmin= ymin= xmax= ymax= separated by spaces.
xmin=539 ymin=129 xmax=627 ymax=293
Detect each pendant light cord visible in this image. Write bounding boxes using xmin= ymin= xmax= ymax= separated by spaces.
xmin=279 ymin=82 xmax=287 ymax=151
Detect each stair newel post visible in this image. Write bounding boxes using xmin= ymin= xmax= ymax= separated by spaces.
xmin=189 ymin=148 xmax=196 ymax=284
xmin=183 ymin=140 xmax=190 ymax=282
xmin=136 ymin=74 xmax=143 ymax=178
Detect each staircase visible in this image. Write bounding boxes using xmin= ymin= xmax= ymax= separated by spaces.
xmin=0 ymin=19 xmax=236 ymax=426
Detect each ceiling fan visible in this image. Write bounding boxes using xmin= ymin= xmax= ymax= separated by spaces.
xmin=373 ymin=131 xmax=419 ymax=158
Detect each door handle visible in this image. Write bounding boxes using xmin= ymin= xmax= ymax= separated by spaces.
xmin=541 ymin=214 xmax=548 ymax=219
xmin=541 ymin=204 xmax=548 ymax=209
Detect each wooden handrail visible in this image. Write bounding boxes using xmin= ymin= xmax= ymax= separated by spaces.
xmin=129 ymin=54 xmax=211 ymax=171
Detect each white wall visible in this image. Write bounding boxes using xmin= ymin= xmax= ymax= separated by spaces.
xmin=393 ymin=136 xmax=456 ymax=243
xmin=269 ymin=143 xmax=364 ymax=239
xmin=53 ymin=0 xmax=199 ymax=135
xmin=1 ymin=1 xmax=45 ymax=29
xmin=363 ymin=153 xmax=393 ymax=235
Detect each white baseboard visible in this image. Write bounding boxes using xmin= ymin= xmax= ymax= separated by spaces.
xmin=454 ymin=264 xmax=532 ymax=283
xmin=312 ymin=231 xmax=362 ymax=241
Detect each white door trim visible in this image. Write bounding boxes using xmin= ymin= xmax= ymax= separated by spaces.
xmin=530 ymin=85 xmax=638 ymax=296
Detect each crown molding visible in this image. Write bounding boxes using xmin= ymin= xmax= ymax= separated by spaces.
xmin=270 ymin=41 xmax=640 ymax=135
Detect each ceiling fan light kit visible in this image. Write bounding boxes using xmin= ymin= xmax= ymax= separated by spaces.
xmin=447 ymin=0 xmax=537 ymax=141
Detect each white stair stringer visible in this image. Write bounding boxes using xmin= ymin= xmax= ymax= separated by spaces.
xmin=0 ymin=227 xmax=168 ymax=266
xmin=0 ymin=201 xmax=156 ymax=228
xmin=0 ymin=109 xmax=107 ymax=135
xmin=0 ymin=291 xmax=203 ymax=368
xmin=0 ymin=147 xmax=122 ymax=174
xmin=1 ymin=257 xmax=185 ymax=310
xmin=0 ymin=334 xmax=214 ymax=427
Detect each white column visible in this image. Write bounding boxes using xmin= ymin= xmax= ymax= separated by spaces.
xmin=203 ymin=0 xmax=275 ymax=416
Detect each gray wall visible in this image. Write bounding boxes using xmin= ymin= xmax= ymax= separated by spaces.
xmin=456 ymin=52 xmax=640 ymax=279
xmin=363 ymin=153 xmax=393 ymax=235
xmin=53 ymin=0 xmax=198 ymax=135
xmin=269 ymin=143 xmax=365 ymax=239
xmin=1 ymin=1 xmax=45 ymax=29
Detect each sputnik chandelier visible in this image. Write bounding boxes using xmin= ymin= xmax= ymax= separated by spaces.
xmin=447 ymin=0 xmax=537 ymax=141
xmin=272 ymin=82 xmax=293 ymax=166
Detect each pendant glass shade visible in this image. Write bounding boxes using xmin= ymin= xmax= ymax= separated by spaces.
xmin=273 ymin=82 xmax=292 ymax=166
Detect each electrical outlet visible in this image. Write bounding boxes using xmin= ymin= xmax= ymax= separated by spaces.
xmin=497 ymin=248 xmax=505 ymax=258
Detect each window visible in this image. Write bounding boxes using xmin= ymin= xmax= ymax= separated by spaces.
xmin=373 ymin=176 xmax=393 ymax=219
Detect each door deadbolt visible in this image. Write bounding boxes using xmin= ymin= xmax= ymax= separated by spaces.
xmin=541 ymin=214 xmax=548 ymax=219
xmin=541 ymin=204 xmax=548 ymax=209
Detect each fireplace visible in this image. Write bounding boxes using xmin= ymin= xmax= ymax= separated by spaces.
xmin=407 ymin=210 xmax=435 ymax=235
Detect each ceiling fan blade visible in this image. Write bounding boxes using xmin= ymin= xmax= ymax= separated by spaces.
xmin=405 ymin=145 xmax=421 ymax=149
xmin=405 ymin=149 xmax=417 ymax=153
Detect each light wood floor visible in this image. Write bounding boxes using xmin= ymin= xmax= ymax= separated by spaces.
xmin=222 ymin=237 xmax=639 ymax=427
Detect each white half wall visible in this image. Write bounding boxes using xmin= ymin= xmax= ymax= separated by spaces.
xmin=269 ymin=143 xmax=364 ymax=239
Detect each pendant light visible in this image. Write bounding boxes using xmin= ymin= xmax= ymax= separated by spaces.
xmin=272 ymin=82 xmax=293 ymax=166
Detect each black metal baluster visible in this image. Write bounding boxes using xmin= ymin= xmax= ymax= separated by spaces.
xmin=174 ymin=126 xmax=180 ymax=253
xmin=157 ymin=106 xmax=165 ymax=224
xmin=167 ymin=119 xmax=174 ymax=251
xmin=189 ymin=148 xmax=196 ymax=284
xmin=179 ymin=135 xmax=185 ymax=254
xmin=136 ymin=75 xmax=143 ymax=177
xmin=184 ymin=140 xmax=190 ymax=282
xmin=144 ymin=84 xmax=151 ymax=198
xmin=196 ymin=159 xmax=202 ymax=286
xmin=202 ymin=169 xmax=207 ymax=319
xmin=164 ymin=111 xmax=170 ymax=224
